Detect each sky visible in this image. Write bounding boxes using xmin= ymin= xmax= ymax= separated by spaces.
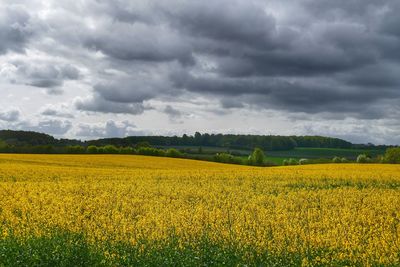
xmin=0 ymin=0 xmax=399 ymax=144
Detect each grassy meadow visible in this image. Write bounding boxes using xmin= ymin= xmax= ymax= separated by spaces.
xmin=0 ymin=154 xmax=400 ymax=266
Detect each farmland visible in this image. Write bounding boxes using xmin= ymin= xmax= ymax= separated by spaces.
xmin=1 ymin=154 xmax=400 ymax=266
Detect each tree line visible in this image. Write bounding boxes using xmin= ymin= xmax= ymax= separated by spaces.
xmin=0 ymin=129 xmax=394 ymax=152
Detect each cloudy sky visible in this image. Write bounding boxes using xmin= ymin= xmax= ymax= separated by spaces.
xmin=0 ymin=0 xmax=399 ymax=144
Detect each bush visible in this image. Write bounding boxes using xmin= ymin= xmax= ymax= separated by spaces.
xmin=341 ymin=157 xmax=349 ymax=163
xmin=214 ymin=153 xmax=243 ymax=165
xmin=165 ymin=148 xmax=183 ymax=158
xmin=135 ymin=142 xmax=151 ymax=149
xmin=384 ymin=147 xmax=400 ymax=164
xmin=0 ymin=139 xmax=7 ymax=150
xmin=288 ymin=158 xmax=298 ymax=165
xmin=282 ymin=159 xmax=289 ymax=166
xmin=86 ymin=145 xmax=98 ymax=154
xmin=66 ymin=145 xmax=85 ymax=154
xmin=136 ymin=147 xmax=165 ymax=156
xmin=120 ymin=147 xmax=134 ymax=154
xmin=298 ymin=158 xmax=309 ymax=165
xmin=357 ymin=154 xmax=370 ymax=163
xmin=248 ymin=148 xmax=265 ymax=166
xmin=103 ymin=145 xmax=119 ymax=154
xmin=332 ymin=156 xmax=341 ymax=163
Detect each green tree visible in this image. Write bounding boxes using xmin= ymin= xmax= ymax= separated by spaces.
xmin=120 ymin=147 xmax=134 ymax=154
xmin=135 ymin=141 xmax=151 ymax=149
xmin=87 ymin=145 xmax=98 ymax=154
xmin=332 ymin=156 xmax=341 ymax=163
xmin=165 ymin=148 xmax=182 ymax=158
xmin=0 ymin=139 xmax=7 ymax=151
xmin=103 ymin=145 xmax=119 ymax=154
xmin=299 ymin=158 xmax=308 ymax=165
xmin=249 ymin=148 xmax=265 ymax=166
xmin=384 ymin=147 xmax=400 ymax=164
xmin=66 ymin=145 xmax=85 ymax=154
xmin=357 ymin=154 xmax=370 ymax=163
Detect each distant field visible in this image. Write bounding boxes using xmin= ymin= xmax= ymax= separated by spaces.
xmin=1 ymin=154 xmax=400 ymax=266
xmin=268 ymin=147 xmax=385 ymax=160
xmin=160 ymin=145 xmax=385 ymax=164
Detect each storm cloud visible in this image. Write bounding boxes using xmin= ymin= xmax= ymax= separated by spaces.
xmin=0 ymin=0 xmax=399 ymax=143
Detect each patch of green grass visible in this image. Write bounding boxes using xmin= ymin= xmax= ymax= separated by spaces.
xmin=0 ymin=230 xmax=377 ymax=267
xmin=0 ymin=232 xmax=105 ymax=267
xmin=161 ymin=145 xmax=384 ymax=161
xmin=268 ymin=147 xmax=385 ymax=160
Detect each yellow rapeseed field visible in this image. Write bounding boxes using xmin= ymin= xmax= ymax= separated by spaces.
xmin=1 ymin=154 xmax=400 ymax=266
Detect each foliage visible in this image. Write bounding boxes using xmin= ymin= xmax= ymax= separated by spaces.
xmin=248 ymin=148 xmax=265 ymax=166
xmin=291 ymin=135 xmax=352 ymax=149
xmin=357 ymin=154 xmax=371 ymax=163
xmin=0 ymin=139 xmax=6 ymax=149
xmin=165 ymin=148 xmax=183 ymax=158
xmin=119 ymin=146 xmax=134 ymax=154
xmin=384 ymin=147 xmax=400 ymax=164
xmin=66 ymin=145 xmax=85 ymax=154
xmin=135 ymin=141 xmax=151 ymax=149
xmin=332 ymin=156 xmax=342 ymax=163
xmin=102 ymin=145 xmax=119 ymax=154
xmin=298 ymin=158 xmax=309 ymax=165
xmin=135 ymin=147 xmax=161 ymax=156
xmin=213 ymin=153 xmax=243 ymax=165
xmin=86 ymin=145 xmax=98 ymax=154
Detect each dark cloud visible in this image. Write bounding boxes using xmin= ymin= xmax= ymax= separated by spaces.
xmin=74 ymin=93 xmax=147 ymax=115
xmin=84 ymin=22 xmax=194 ymax=65
xmin=1 ymin=0 xmax=400 ymax=143
xmin=0 ymin=5 xmax=31 ymax=54
xmin=0 ymin=109 xmax=20 ymax=122
xmin=163 ymin=105 xmax=184 ymax=123
xmin=9 ymin=61 xmax=80 ymax=93
xmin=93 ymin=80 xmax=156 ymax=104
xmin=167 ymin=1 xmax=277 ymax=48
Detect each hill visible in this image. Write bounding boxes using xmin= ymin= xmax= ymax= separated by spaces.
xmin=0 ymin=129 xmax=392 ymax=151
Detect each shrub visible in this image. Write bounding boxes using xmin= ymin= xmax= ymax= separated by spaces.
xmin=66 ymin=145 xmax=85 ymax=154
xmin=341 ymin=157 xmax=349 ymax=163
xmin=298 ymin=158 xmax=309 ymax=165
xmin=332 ymin=156 xmax=341 ymax=163
xmin=288 ymin=158 xmax=298 ymax=165
xmin=165 ymin=148 xmax=183 ymax=158
xmin=103 ymin=145 xmax=119 ymax=154
xmin=120 ymin=147 xmax=134 ymax=154
xmin=87 ymin=146 xmax=98 ymax=154
xmin=248 ymin=148 xmax=265 ymax=166
xmin=0 ymin=139 xmax=7 ymax=150
xmin=282 ymin=159 xmax=289 ymax=166
xmin=136 ymin=147 xmax=165 ymax=156
xmin=384 ymin=147 xmax=400 ymax=164
xmin=135 ymin=142 xmax=151 ymax=149
xmin=214 ymin=153 xmax=243 ymax=165
xmin=357 ymin=154 xmax=370 ymax=163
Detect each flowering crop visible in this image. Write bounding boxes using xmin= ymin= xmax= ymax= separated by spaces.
xmin=0 ymin=154 xmax=400 ymax=266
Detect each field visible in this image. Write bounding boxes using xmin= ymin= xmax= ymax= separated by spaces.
xmin=1 ymin=154 xmax=400 ymax=266
xmin=159 ymin=146 xmax=385 ymax=165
